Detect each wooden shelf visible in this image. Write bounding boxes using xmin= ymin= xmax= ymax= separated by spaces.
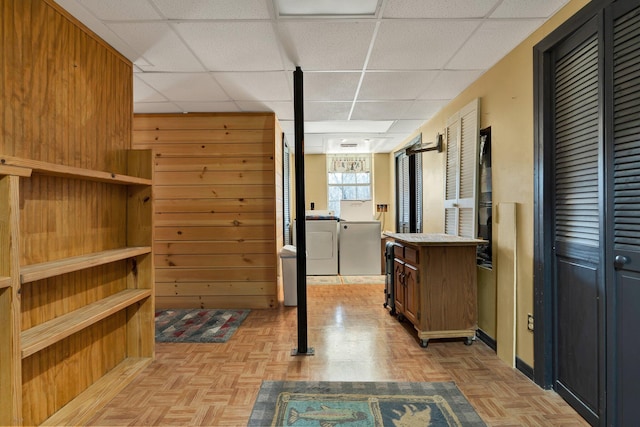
xmin=21 ymin=247 xmax=151 ymax=284
xmin=0 ymin=155 xmax=152 ymax=185
xmin=0 ymin=276 xmax=11 ymax=289
xmin=21 ymin=289 xmax=152 ymax=358
xmin=40 ymin=357 xmax=153 ymax=426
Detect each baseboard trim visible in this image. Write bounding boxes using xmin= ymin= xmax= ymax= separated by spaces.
xmin=476 ymin=329 xmax=496 ymax=351
xmin=516 ymin=357 xmax=534 ymax=381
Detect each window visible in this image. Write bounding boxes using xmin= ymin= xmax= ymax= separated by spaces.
xmin=327 ymin=154 xmax=371 ymax=217
xmin=395 ymin=136 xmax=423 ymax=233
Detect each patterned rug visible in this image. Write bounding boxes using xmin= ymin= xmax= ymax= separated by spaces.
xmin=249 ymin=381 xmax=486 ymax=426
xmin=155 ymin=309 xmax=250 ymax=343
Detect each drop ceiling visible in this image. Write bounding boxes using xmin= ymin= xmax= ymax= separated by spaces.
xmin=55 ymin=0 xmax=570 ymax=154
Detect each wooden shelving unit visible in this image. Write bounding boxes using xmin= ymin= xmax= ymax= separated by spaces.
xmin=0 ymin=276 xmax=11 ymax=289
xmin=21 ymin=289 xmax=152 ymax=358
xmin=21 ymin=247 xmax=151 ymax=284
xmin=0 ymin=152 xmax=154 ymax=426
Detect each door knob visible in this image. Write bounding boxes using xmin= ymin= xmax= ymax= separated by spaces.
xmin=614 ymin=255 xmax=630 ymax=270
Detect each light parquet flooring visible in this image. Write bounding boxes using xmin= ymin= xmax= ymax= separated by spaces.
xmin=86 ymin=284 xmax=588 ymax=426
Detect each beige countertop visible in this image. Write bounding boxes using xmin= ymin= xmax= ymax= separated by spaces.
xmin=383 ymin=232 xmax=487 ymax=246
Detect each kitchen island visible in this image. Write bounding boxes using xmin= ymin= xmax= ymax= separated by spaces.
xmin=383 ymin=233 xmax=487 ymax=347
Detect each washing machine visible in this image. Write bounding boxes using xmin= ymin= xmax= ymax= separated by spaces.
xmin=292 ymin=216 xmax=339 ymax=275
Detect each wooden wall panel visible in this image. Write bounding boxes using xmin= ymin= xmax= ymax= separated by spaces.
xmin=2 ymin=0 xmax=142 ymax=424
xmin=134 ymin=113 xmax=281 ymax=309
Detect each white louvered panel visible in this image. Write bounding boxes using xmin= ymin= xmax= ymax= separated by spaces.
xmin=458 ymin=208 xmax=474 ymax=238
xmin=459 ymin=108 xmax=478 ymax=200
xmin=445 ymin=207 xmax=457 ymax=236
xmin=443 ymin=98 xmax=479 ymax=237
xmin=445 ymin=119 xmax=459 ymax=202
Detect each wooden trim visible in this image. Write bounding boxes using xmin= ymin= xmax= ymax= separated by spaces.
xmin=0 ymin=156 xmax=152 ymax=185
xmin=40 ymin=358 xmax=153 ymax=426
xmin=0 ymin=164 xmax=32 ymax=177
xmin=516 ymin=357 xmax=534 ymax=381
xmin=476 ymin=328 xmax=497 ymax=352
xmin=0 ymin=175 xmax=23 ymax=426
xmin=21 ymin=289 xmax=152 ymax=358
xmin=20 ymin=247 xmax=152 ymax=284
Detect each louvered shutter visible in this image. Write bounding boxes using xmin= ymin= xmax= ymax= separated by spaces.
xmin=554 ymin=35 xmax=600 ymax=247
xmin=613 ymin=8 xmax=640 ymax=252
xmin=283 ymin=141 xmax=291 ymax=245
xmin=397 ymin=154 xmax=410 ymax=232
xmin=444 ymin=114 xmax=459 ymax=235
xmin=415 ymin=152 xmax=423 ymax=233
xmin=444 ymin=98 xmax=480 ymax=237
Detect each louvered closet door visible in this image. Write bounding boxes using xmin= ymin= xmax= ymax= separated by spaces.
xmin=445 ymin=99 xmax=479 ymax=238
xmin=552 ymin=27 xmax=602 ymax=425
xmin=611 ymin=2 xmax=640 ymax=424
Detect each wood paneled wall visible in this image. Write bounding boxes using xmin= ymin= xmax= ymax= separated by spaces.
xmin=133 ymin=113 xmax=283 ymax=309
xmin=1 ymin=1 xmax=140 ymax=425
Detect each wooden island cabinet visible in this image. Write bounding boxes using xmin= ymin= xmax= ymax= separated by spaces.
xmin=384 ymin=233 xmax=486 ymax=347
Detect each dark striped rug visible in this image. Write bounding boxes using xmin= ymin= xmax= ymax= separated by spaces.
xmin=155 ymin=309 xmax=250 ymax=343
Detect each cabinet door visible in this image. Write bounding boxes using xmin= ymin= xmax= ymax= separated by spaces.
xmin=393 ymin=259 xmax=405 ymax=314
xmin=404 ymin=263 xmax=419 ymax=325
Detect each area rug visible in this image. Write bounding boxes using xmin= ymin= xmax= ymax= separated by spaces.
xmin=155 ymin=309 xmax=250 ymax=343
xmin=248 ymin=381 xmax=486 ymax=426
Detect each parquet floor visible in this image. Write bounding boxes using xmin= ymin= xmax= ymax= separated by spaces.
xmin=86 ymin=284 xmax=589 ymax=426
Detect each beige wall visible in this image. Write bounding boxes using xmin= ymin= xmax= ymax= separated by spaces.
xmin=373 ymin=153 xmax=392 ymax=230
xmin=304 ymin=154 xmax=328 ymax=212
xmin=301 ymin=153 xmax=393 ymax=226
xmin=389 ymin=0 xmax=590 ymax=366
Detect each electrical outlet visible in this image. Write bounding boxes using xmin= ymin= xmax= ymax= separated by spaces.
xmin=527 ymin=313 xmax=534 ymax=331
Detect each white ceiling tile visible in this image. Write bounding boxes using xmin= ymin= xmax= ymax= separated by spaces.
xmin=236 ymin=101 xmax=294 ymax=120
xmin=420 ymin=70 xmax=484 ymax=100
xmin=351 ymin=100 xmax=446 ymax=120
xmin=174 ymin=22 xmax=283 ymax=71
xmin=447 ymin=19 xmax=544 ymax=69
xmin=351 ymin=101 xmax=411 ymax=120
xmin=387 ymin=120 xmax=425 ymax=134
xmin=213 ymin=71 xmax=291 ymax=101
xmin=152 ymin=0 xmax=272 ymax=20
xmin=358 ymin=71 xmax=440 ymax=100
xmin=304 ymin=102 xmax=352 ymax=121
xmin=276 ymin=21 xmax=376 ymax=70
xmin=405 ymin=100 xmax=448 ymax=120
xmin=134 ymin=102 xmax=184 ymax=113
xmin=368 ymin=20 xmax=480 ymax=70
xmin=77 ymin=0 xmax=162 ymax=20
xmin=382 ymin=0 xmax=499 ymax=18
xmin=136 ymin=73 xmax=230 ymax=101
xmin=133 ymin=76 xmax=166 ymax=102
xmin=306 ymin=120 xmax=393 ymax=133
xmin=490 ymin=0 xmax=571 ymax=18
xmin=107 ymin=23 xmax=205 ymax=72
xmin=174 ymin=101 xmax=241 ymax=112
xmin=304 ymin=72 xmax=361 ymax=101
